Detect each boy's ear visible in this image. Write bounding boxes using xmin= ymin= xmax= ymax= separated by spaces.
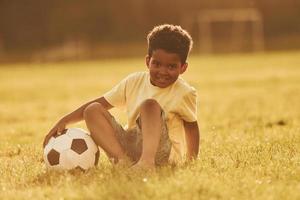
xmin=145 ymin=55 xmax=150 ymax=68
xmin=180 ymin=62 xmax=188 ymax=74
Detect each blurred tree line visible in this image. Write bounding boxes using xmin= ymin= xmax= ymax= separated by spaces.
xmin=0 ymin=0 xmax=299 ymax=59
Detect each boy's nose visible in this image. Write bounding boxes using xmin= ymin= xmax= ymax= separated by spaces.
xmin=159 ymin=66 xmax=169 ymax=75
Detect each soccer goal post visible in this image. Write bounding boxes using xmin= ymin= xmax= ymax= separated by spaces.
xmin=187 ymin=9 xmax=265 ymax=54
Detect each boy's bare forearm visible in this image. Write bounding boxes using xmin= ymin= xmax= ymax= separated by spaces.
xmin=183 ymin=121 xmax=200 ymax=160
xmin=60 ymin=96 xmax=113 ymax=125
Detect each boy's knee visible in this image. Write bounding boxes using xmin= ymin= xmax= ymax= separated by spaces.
xmin=140 ymin=99 xmax=161 ymax=113
xmin=83 ymin=102 xmax=105 ymax=119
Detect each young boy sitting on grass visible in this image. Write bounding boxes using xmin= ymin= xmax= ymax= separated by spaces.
xmin=43 ymin=24 xmax=200 ymax=169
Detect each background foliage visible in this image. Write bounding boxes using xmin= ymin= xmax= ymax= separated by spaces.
xmin=0 ymin=0 xmax=300 ymax=58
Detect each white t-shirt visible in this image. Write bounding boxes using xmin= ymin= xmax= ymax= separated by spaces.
xmin=103 ymin=71 xmax=198 ymax=162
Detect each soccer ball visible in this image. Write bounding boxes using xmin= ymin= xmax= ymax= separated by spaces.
xmin=43 ymin=128 xmax=99 ymax=171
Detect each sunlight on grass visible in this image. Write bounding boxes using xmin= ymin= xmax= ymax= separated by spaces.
xmin=0 ymin=51 xmax=299 ymax=199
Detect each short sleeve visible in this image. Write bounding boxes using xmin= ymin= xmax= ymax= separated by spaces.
xmin=178 ymin=88 xmax=198 ymax=122
xmin=103 ymin=76 xmax=128 ymax=107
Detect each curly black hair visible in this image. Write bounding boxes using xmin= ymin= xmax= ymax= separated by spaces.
xmin=147 ymin=24 xmax=193 ymax=63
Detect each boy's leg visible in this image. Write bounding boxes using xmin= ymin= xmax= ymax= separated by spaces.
xmin=83 ymin=102 xmax=127 ymax=161
xmin=135 ymin=99 xmax=163 ymax=167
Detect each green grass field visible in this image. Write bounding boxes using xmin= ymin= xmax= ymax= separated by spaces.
xmin=0 ymin=51 xmax=299 ymax=199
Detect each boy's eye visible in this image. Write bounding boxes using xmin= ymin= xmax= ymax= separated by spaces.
xmin=168 ymin=64 xmax=177 ymax=69
xmin=152 ymin=61 xmax=160 ymax=66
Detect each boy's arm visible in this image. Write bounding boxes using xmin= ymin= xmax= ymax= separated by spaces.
xmin=183 ymin=120 xmax=200 ymax=160
xmin=43 ymin=96 xmax=112 ymax=147
xmin=60 ymin=96 xmax=113 ymax=125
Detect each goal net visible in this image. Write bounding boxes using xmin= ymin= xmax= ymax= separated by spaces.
xmin=182 ymin=9 xmax=264 ymax=54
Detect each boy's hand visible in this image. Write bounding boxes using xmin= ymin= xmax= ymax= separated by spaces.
xmin=43 ymin=120 xmax=67 ymax=147
xmin=183 ymin=121 xmax=200 ymax=160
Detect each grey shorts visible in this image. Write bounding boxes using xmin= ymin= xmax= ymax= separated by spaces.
xmin=110 ymin=112 xmax=172 ymax=166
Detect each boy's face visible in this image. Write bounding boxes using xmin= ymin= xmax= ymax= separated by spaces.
xmin=146 ymin=49 xmax=188 ymax=88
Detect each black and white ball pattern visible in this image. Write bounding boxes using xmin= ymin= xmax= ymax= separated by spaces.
xmin=44 ymin=128 xmax=99 ymax=170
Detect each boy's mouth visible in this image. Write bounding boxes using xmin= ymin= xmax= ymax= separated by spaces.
xmin=153 ymin=76 xmax=173 ymax=87
xmin=155 ymin=74 xmax=170 ymax=82
xmin=155 ymin=78 xmax=169 ymax=86
xmin=157 ymin=77 xmax=168 ymax=83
